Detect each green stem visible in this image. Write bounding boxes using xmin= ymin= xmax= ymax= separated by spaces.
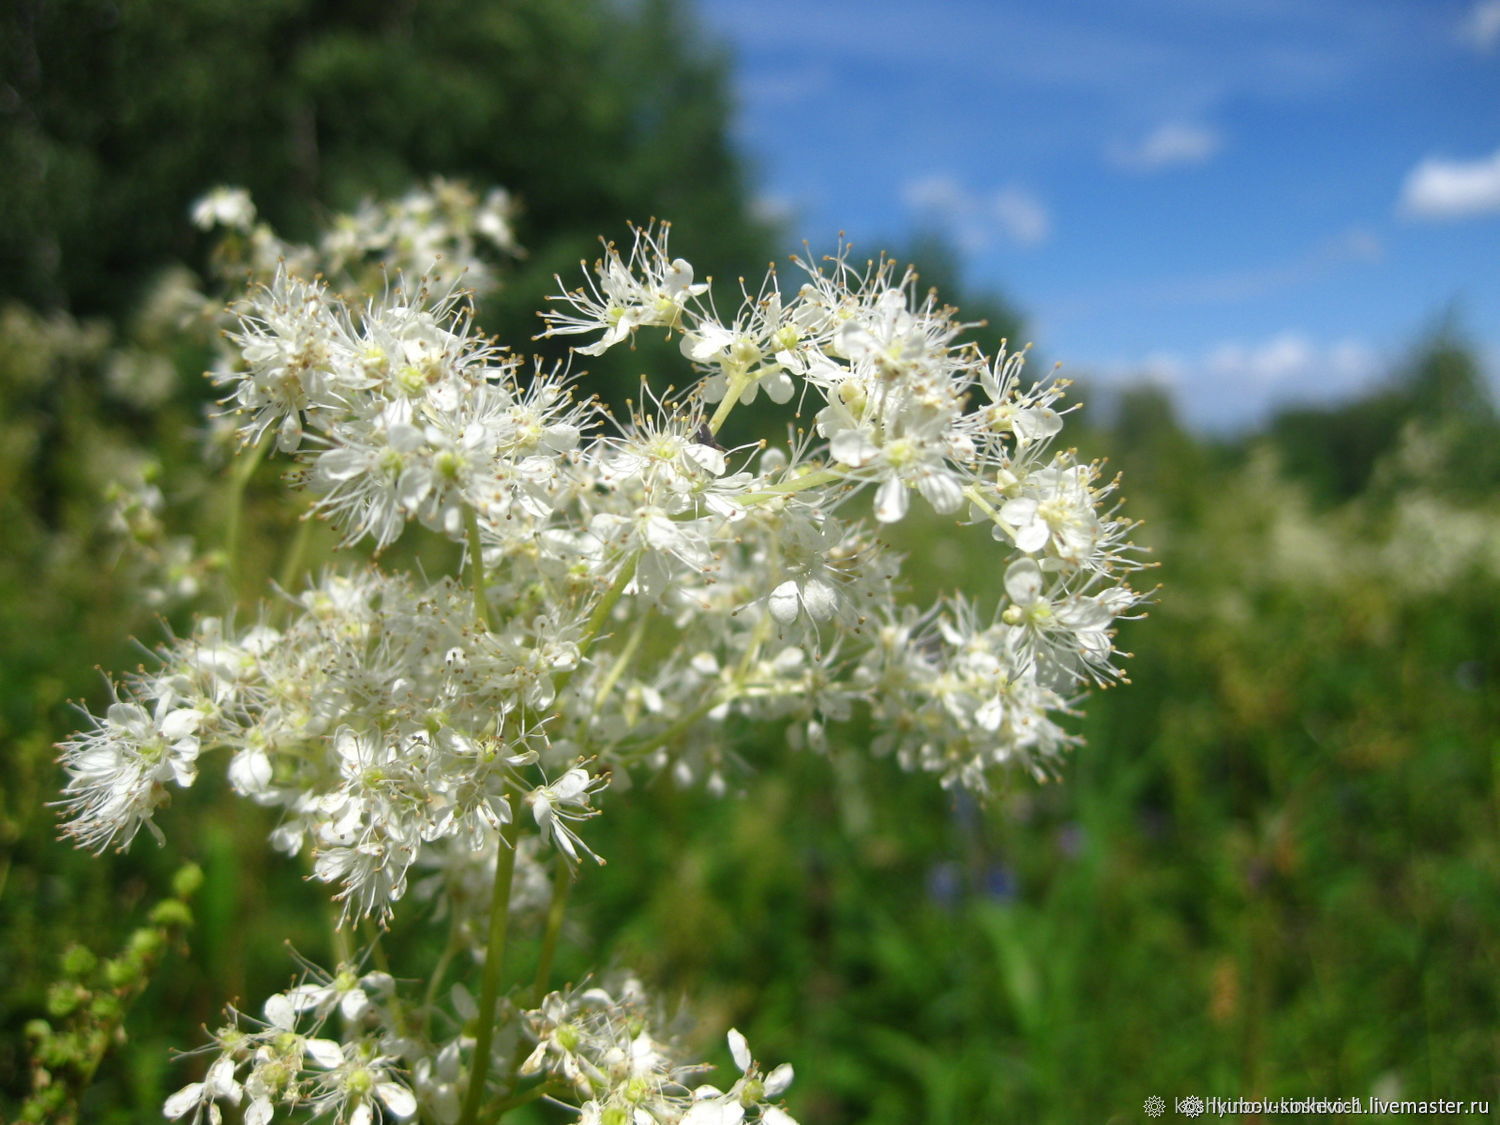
xmin=613 ymin=697 xmax=722 ymax=765
xmin=739 ymin=466 xmax=843 ymax=506
xmin=277 ymin=508 xmax=316 ymax=595
xmin=466 ymin=507 xmax=493 ymax=631
xmin=581 ymin=553 xmax=637 ymax=650
xmin=551 ymin=553 xmax=639 ymax=704
xmin=498 ymin=838 xmax=580 ymax=1109
xmin=457 ymin=813 xmax=520 ymax=1125
xmin=961 ymin=483 xmax=1019 ymax=540
xmin=224 ymin=437 xmax=268 ymax=606
xmin=531 ymin=854 xmax=575 ymax=1005
xmin=593 ymin=610 xmax=650 ymax=710
xmin=421 ymin=917 xmax=463 ymax=1039
xmin=328 ymin=899 xmax=353 ymax=964
xmin=707 ymin=369 xmax=756 ymax=434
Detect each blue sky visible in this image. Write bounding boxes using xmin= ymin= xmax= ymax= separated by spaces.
xmin=694 ymin=0 xmax=1500 ymax=429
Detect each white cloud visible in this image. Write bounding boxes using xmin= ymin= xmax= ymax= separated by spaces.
xmin=1206 ymin=334 xmax=1310 ymax=388
xmin=901 ymin=175 xmax=1051 ymax=248
xmin=1211 ymin=335 xmax=1377 ymax=398
xmin=1399 ymin=147 xmax=1500 ymax=220
xmin=990 ymin=188 xmax=1052 ymax=246
xmin=1088 ymin=334 xmax=1382 ymax=429
xmin=1110 ymin=122 xmax=1223 ymax=172
xmin=1462 ymin=0 xmax=1500 ymax=51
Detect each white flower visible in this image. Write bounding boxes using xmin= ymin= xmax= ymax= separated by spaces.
xmin=681 ymin=301 xmax=797 ymax=408
xmin=164 ymin=1054 xmax=242 ymax=1123
xmin=973 ymin=343 xmax=1065 ymax=451
xmin=57 ymin=680 xmax=204 ymax=853
xmin=542 ymin=224 xmax=707 ymax=355
xmin=1000 ymin=557 xmax=1134 ymax=684
xmin=192 ymin=186 xmax=257 ymax=232
xmin=527 ymin=768 xmax=608 ymax=865
xmin=283 ymin=960 xmax=395 ymax=1025
xmin=820 ymin=404 xmax=967 ymax=524
xmin=311 ymin=410 xmax=430 ymax=547
xmin=303 ymin=1039 xmax=418 ymax=1125
xmin=684 ymin=1030 xmax=797 ymax=1125
xmin=997 ymin=462 xmax=1104 ymax=564
xmin=223 ymin=270 xmax=356 ymax=453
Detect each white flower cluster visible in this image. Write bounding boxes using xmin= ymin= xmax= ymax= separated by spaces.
xmin=194 ymin=178 xmax=518 ymax=301
xmin=524 ymin=982 xmax=796 ymax=1125
xmin=162 ymin=969 xmax=414 ymax=1125
xmin=164 ymin=965 xmax=794 ymax=1125
xmin=58 ymin=570 xmax=593 ymax=920
xmin=58 ymin=205 xmax=1149 ymax=1125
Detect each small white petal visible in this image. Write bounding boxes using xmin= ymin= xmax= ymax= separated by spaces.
xmin=999 ymin=497 xmax=1037 ymax=526
xmin=388 ymin=423 xmax=426 ymax=452
xmin=665 ymin=258 xmax=697 ymax=295
xmin=520 ymin=1041 xmax=549 ymax=1075
xmin=800 ymin=578 xmax=839 ymax=622
xmin=263 ymin=992 xmax=297 ymax=1029
xmin=916 ymin=471 xmax=963 ymax=514
xmin=769 ymin=581 xmax=801 ymax=625
xmin=377 ymin=1080 xmax=418 ymax=1118
xmin=305 ymin=1037 xmax=345 ymax=1069
xmin=159 ymin=708 xmax=202 ymax=741
xmin=551 ymin=768 xmax=591 ymax=802
xmin=644 ymin=513 xmax=681 ymax=551
xmin=227 ymin=749 xmax=273 ymax=795
xmin=396 ymin=467 xmax=431 ymax=510
xmin=686 ymin=442 xmax=727 ymax=476
xmin=543 ymin=423 xmax=581 ymax=452
xmin=1014 ymin=521 xmax=1049 ymax=553
xmin=764 ymin=1062 xmax=794 ymax=1097
xmin=164 ymin=1082 xmax=206 ymax=1118
xmin=205 ymin=1055 xmax=242 ymax=1102
xmin=763 ymin=371 xmax=796 ymax=404
xmin=727 ymin=1027 xmax=752 ymax=1072
xmin=1004 ymin=558 xmax=1044 ymax=604
xmin=684 ymin=1102 xmax=742 ymax=1125
xmin=874 ymin=477 xmax=909 ymax=523
xmin=276 ymin=413 xmax=303 ymax=453
xmin=339 ymin=987 xmax=370 ymax=1021
xmin=830 ymin=429 xmax=878 ymax=468
xmin=450 ymin=982 xmax=477 ymax=1020
xmin=683 ymin=323 xmax=733 ymax=361
xmin=317 ymin=448 xmax=367 ymax=482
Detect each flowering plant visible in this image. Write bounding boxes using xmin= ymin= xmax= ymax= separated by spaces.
xmin=55 ymin=189 xmax=1149 ymax=1124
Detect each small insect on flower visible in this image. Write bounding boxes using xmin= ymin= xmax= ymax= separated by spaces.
xmin=695 ymin=422 xmax=726 ymax=452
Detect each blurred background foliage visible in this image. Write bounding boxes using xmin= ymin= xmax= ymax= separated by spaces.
xmin=2 ymin=0 xmax=1497 ymax=1121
